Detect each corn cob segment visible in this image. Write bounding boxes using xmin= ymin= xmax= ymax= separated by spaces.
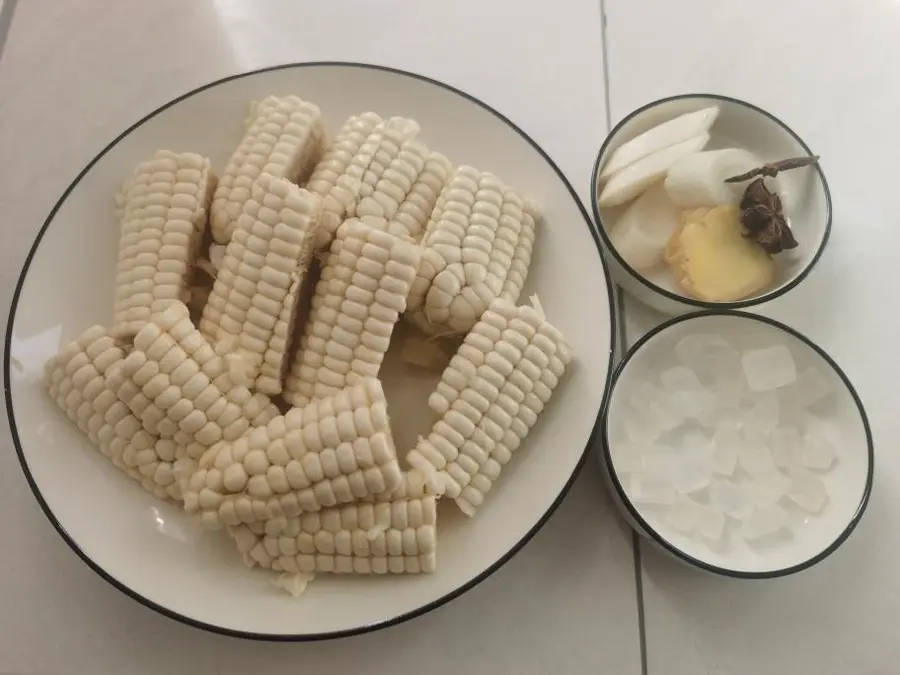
xmin=282 ymin=218 xmax=422 ymax=407
xmin=107 ymin=302 xmax=279 ymax=456
xmin=306 ymin=112 xmax=382 ymax=239
xmin=391 ymin=151 xmax=453 ymax=242
xmin=231 ymin=496 xmax=437 ymax=574
xmin=184 ymin=379 xmax=403 ymax=530
xmin=311 ymin=117 xmax=420 ymax=250
xmin=406 ymin=298 xmax=573 ymax=515
xmin=355 ymin=142 xmax=452 ymax=241
xmin=210 ymin=95 xmax=325 ymax=244
xmin=43 ymin=326 xmax=181 ymax=500
xmin=113 ymin=150 xmax=216 ymax=337
xmin=199 ymin=174 xmax=320 ymax=394
xmin=407 ymin=167 xmax=539 ymax=335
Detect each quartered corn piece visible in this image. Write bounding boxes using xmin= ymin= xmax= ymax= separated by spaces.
xmin=407 ymin=167 xmax=538 ymax=335
xmin=282 ymin=218 xmax=421 ymax=407
xmin=407 ymin=298 xmax=572 ymax=515
xmin=113 ymin=150 xmax=216 ymax=338
xmin=231 ymin=495 xmax=437 ymax=574
xmin=200 ymin=174 xmax=320 ymax=394
xmin=210 ymin=95 xmax=325 ymax=244
xmin=44 ymin=326 xmax=181 ymax=500
xmin=309 ymin=116 xmax=420 ymax=250
xmin=185 ymin=379 xmax=403 ymax=530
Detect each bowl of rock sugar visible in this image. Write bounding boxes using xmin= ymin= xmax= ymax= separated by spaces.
xmin=601 ymin=311 xmax=872 ymax=577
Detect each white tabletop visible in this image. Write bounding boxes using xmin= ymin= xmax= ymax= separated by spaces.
xmin=0 ymin=1 xmax=642 ymax=674
xmin=2 ymin=0 xmax=895 ymax=673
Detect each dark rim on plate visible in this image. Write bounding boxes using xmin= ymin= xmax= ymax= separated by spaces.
xmin=590 ymin=93 xmax=834 ymax=310
xmin=600 ymin=310 xmax=873 ymax=578
xmin=4 ymin=62 xmax=617 ymax=641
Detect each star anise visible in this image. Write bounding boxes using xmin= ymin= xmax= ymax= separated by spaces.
xmin=738 ymin=178 xmax=797 ymax=254
xmin=725 ymin=155 xmax=819 ymax=255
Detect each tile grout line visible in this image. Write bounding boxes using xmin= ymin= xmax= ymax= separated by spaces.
xmin=600 ymin=1 xmax=648 ymax=674
xmin=0 ymin=0 xmax=21 ymax=67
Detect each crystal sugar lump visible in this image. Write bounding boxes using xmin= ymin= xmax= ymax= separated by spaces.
xmin=675 ymin=333 xmax=737 ymax=375
xmin=610 ymin=442 xmax=644 ymax=474
xmin=624 ymin=414 xmax=662 ymax=444
xmin=743 ymin=390 xmax=779 ymax=434
xmin=660 ymin=365 xmax=704 ymax=391
xmin=741 ymin=504 xmax=789 ymax=540
xmin=665 ymin=498 xmax=699 ymax=533
xmin=711 ymin=428 xmax=741 ymax=476
xmin=737 ymin=431 xmax=776 ymax=475
xmin=748 ymin=472 xmax=790 ymax=507
xmin=699 ymin=405 xmax=743 ymax=433
xmin=694 ymin=503 xmax=726 ymax=542
xmin=741 ymin=344 xmax=797 ymax=392
xmin=789 ymin=366 xmax=833 ymax=408
xmin=674 ymin=452 xmax=713 ymax=494
xmin=709 ymin=480 xmax=754 ymax=519
xmin=669 ymin=387 xmax=716 ymax=419
xmin=770 ymin=428 xmax=803 ymax=470
xmin=628 ymin=381 xmax=661 ymax=411
xmin=801 ymin=434 xmax=837 ymax=471
xmin=630 ymin=471 xmax=677 ymax=505
xmin=647 ymin=400 xmax=682 ymax=433
xmin=786 ymin=468 xmax=828 ymax=513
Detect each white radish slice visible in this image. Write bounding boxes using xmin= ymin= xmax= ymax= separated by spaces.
xmin=608 ymin=182 xmax=681 ymax=271
xmin=597 ymin=133 xmax=710 ymax=208
xmin=664 ymin=148 xmax=770 ymax=207
xmin=600 ymin=106 xmax=720 ymax=180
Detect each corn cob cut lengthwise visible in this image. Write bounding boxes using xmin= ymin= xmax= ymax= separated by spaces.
xmin=107 ymin=302 xmax=279 ymax=469
xmin=282 ymin=218 xmax=422 ymax=407
xmin=184 ymin=379 xmax=403 ymax=530
xmin=309 ymin=116 xmax=420 ymax=250
xmin=199 ymin=174 xmax=320 ymax=395
xmin=407 ymin=298 xmax=573 ymax=515
xmin=355 ymin=140 xmax=453 ymax=242
xmin=210 ymin=95 xmax=326 ymax=244
xmin=230 ymin=496 xmax=437 ymax=574
xmin=407 ymin=166 xmax=538 ymax=336
xmin=391 ymin=151 xmax=453 ymax=242
xmin=113 ymin=150 xmax=216 ymax=338
xmin=44 ymin=326 xmax=182 ymax=500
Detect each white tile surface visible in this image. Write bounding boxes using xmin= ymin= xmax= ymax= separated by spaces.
xmin=606 ymin=0 xmax=898 ymax=672
xmin=0 ymin=1 xmax=640 ymax=673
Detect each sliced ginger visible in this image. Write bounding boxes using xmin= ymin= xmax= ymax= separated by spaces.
xmin=665 ymin=205 xmax=775 ymax=302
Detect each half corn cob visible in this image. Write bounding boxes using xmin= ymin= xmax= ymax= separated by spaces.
xmin=113 ymin=150 xmax=216 ymax=337
xmin=44 ymin=326 xmax=181 ymax=500
xmin=407 ymin=167 xmax=538 ymax=335
xmin=199 ymin=174 xmax=320 ymax=394
xmin=231 ymin=496 xmax=437 ymax=574
xmin=306 ymin=112 xmax=382 ymax=247
xmin=210 ymin=95 xmax=325 ymax=244
xmin=355 ymin=141 xmax=452 ymax=241
xmin=309 ymin=116 xmax=420 ymax=250
xmin=282 ymin=218 xmax=422 ymax=407
xmin=184 ymin=379 xmax=402 ymax=530
xmin=107 ymin=303 xmax=279 ymax=464
xmin=407 ymin=298 xmax=572 ymax=515
xmin=391 ymin=151 xmax=453 ymax=242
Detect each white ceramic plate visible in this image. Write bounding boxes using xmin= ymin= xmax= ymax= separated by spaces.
xmin=5 ymin=63 xmax=614 ymax=639
xmin=601 ymin=311 xmax=872 ymax=577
